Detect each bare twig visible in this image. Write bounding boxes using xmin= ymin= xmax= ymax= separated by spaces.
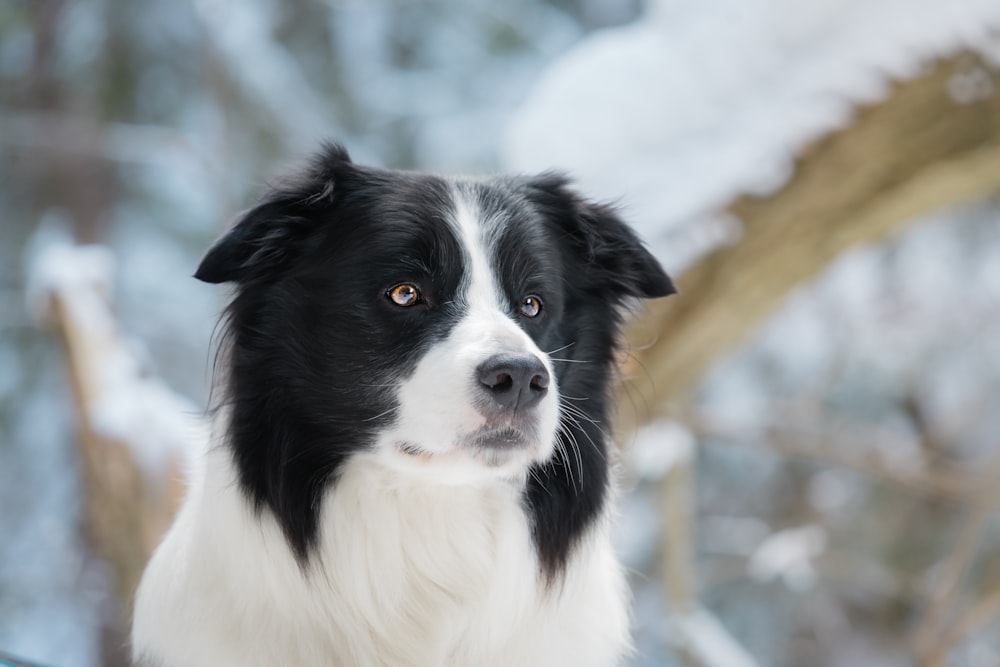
xmin=943 ymin=586 xmax=1000 ymax=649
xmin=681 ymin=407 xmax=994 ymax=506
xmin=911 ymin=451 xmax=1000 ymax=665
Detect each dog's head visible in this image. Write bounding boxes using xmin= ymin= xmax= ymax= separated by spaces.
xmin=198 ymin=144 xmax=674 ymax=566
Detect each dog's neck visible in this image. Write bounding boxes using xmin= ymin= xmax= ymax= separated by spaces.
xmin=135 ymin=433 xmax=629 ymax=666
xmin=186 ymin=444 xmax=541 ymax=661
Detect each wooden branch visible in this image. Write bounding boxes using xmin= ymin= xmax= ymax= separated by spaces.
xmin=942 ymin=586 xmax=1000 ymax=651
xmin=911 ymin=451 xmax=1000 ymax=665
xmin=51 ymin=293 xmax=182 ymax=592
xmin=657 ymin=438 xmax=698 ymax=619
xmin=34 ymin=247 xmax=186 ymax=619
xmin=620 ymin=53 xmax=1000 ymax=432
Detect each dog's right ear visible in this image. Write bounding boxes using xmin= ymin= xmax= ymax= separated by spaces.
xmin=195 ymin=143 xmax=353 ymax=284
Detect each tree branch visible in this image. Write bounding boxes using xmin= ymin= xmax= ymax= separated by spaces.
xmin=619 ymin=53 xmax=1000 ymax=432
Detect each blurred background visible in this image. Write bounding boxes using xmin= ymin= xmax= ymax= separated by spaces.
xmin=2 ymin=1 xmax=1000 ymax=665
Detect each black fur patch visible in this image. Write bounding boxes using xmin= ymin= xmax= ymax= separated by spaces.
xmin=198 ymin=144 xmax=466 ymax=560
xmin=474 ymin=176 xmax=674 ymax=578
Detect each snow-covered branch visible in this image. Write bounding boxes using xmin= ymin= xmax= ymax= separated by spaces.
xmin=27 ymin=234 xmax=206 ymax=607
xmin=620 ymin=52 xmax=1000 ymax=429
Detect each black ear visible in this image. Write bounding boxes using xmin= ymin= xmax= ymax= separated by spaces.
xmin=525 ymin=174 xmax=676 ymax=299
xmin=194 ymin=143 xmax=353 ymax=284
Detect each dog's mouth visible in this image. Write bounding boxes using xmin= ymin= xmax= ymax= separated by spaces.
xmin=468 ymin=426 xmax=530 ymax=450
xmin=468 ymin=427 xmax=535 ymax=468
xmin=395 ymin=425 xmax=537 ymax=468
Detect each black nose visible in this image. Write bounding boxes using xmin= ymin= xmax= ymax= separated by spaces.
xmin=477 ymin=354 xmax=550 ymax=412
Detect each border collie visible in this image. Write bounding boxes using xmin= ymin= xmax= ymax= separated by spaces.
xmin=132 ymin=144 xmax=674 ymax=666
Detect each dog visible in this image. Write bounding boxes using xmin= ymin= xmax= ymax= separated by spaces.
xmin=131 ymin=143 xmax=674 ymax=666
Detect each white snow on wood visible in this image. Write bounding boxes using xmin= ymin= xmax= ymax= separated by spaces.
xmin=26 ymin=230 xmax=115 ymax=333
xmin=503 ymin=0 xmax=1000 ymax=270
xmin=27 ymin=232 xmax=206 ymax=476
xmin=747 ymin=524 xmax=828 ymax=591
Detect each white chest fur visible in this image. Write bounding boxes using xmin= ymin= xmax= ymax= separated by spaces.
xmin=132 ymin=447 xmax=630 ymax=666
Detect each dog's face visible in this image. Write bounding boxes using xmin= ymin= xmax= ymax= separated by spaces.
xmin=196 ymin=144 xmax=674 ymax=563
xmin=372 ymin=188 xmax=563 ymax=481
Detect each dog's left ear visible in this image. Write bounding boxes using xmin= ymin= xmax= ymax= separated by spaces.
xmin=525 ymin=174 xmax=676 ymax=299
xmin=195 ymin=142 xmax=353 ymax=284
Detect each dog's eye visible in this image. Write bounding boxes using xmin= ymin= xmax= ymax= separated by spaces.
xmin=519 ymin=295 xmax=542 ymax=318
xmin=387 ymin=283 xmax=422 ymax=307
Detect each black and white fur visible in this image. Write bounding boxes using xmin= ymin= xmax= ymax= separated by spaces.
xmin=131 ymin=144 xmax=674 ymax=666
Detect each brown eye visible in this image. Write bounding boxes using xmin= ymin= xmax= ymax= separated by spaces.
xmin=387 ymin=283 xmax=422 ymax=307
xmin=520 ymin=295 xmax=542 ymax=318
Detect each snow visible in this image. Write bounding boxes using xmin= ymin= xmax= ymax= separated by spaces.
xmin=26 ymin=224 xmax=116 ymax=332
xmin=747 ymin=524 xmax=828 ymax=591
xmin=191 ymin=0 xmax=336 ymax=154
xmin=323 ymin=0 xmax=584 ymax=170
xmin=26 ymin=228 xmax=206 ymax=477
xmin=629 ymin=418 xmax=696 ymax=479
xmin=503 ymin=0 xmax=1000 ymax=270
xmin=947 ymin=63 xmax=997 ymax=104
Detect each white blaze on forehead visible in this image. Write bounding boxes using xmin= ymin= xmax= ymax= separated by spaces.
xmin=450 ymin=185 xmax=508 ymax=314
xmin=451 ymin=187 xmax=503 ymax=308
xmin=445 ymin=183 xmax=548 ymax=360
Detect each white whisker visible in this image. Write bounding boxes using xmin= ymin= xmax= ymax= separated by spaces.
xmin=361 ymin=407 xmax=396 ymax=422
xmin=545 ymin=341 xmax=577 ymax=355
